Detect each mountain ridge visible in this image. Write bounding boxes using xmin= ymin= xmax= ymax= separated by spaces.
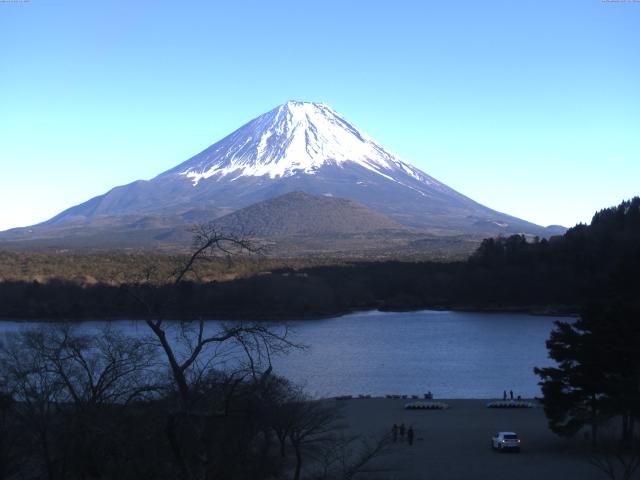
xmin=1 ymin=101 xmax=565 ymax=252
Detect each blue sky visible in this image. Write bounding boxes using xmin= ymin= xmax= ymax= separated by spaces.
xmin=1 ymin=0 xmax=638 ymax=231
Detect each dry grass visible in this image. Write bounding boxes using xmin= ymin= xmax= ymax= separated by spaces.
xmin=0 ymin=250 xmax=334 ymax=285
xmin=0 ymin=250 xmax=466 ymax=286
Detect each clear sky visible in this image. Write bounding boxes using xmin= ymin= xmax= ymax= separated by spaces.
xmin=1 ymin=0 xmax=638 ymax=231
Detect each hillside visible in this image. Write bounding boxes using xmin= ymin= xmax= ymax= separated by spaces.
xmin=2 ymin=198 xmax=636 ymax=320
xmin=0 ymin=101 xmax=562 ymax=253
xmin=213 ymin=191 xmax=408 ymax=237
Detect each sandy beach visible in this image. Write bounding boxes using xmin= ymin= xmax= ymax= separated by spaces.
xmin=338 ymin=398 xmax=602 ymax=480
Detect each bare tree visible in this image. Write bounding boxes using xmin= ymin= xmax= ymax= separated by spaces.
xmin=26 ymin=324 xmax=159 ymax=408
xmin=0 ymin=329 xmax=68 ymax=480
xmin=311 ymin=433 xmax=393 ymax=480
xmin=0 ymin=389 xmax=20 ymax=480
xmin=172 ymin=222 xmax=261 ymax=284
xmin=127 ymin=224 xmax=297 ymax=408
xmin=124 ymin=223 xmax=303 ymax=479
xmin=589 ymin=428 xmax=640 ymax=480
xmin=267 ymin=386 xmax=392 ymax=480
xmin=0 ymin=324 xmax=160 ymax=480
xmin=287 ymin=399 xmax=343 ymax=480
xmin=590 ymin=453 xmax=640 ymax=480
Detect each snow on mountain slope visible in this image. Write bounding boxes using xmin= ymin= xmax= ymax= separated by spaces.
xmin=8 ymin=100 xmax=560 ymax=245
xmin=165 ymin=101 xmax=440 ymax=192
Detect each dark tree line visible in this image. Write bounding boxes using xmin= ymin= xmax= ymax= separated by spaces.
xmin=533 ymin=198 xmax=640 ymax=479
xmin=2 ymin=197 xmax=639 ymax=322
xmin=471 ymin=197 xmax=640 ymax=302
xmin=535 ymin=303 xmax=640 ymax=443
xmin=0 ymin=253 xmax=581 ymax=321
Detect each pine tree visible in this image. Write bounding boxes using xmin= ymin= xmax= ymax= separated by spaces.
xmin=535 ymin=317 xmax=609 ymax=445
xmin=535 ymin=301 xmax=640 ymax=445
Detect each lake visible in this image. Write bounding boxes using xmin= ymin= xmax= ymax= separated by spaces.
xmin=0 ymin=310 xmax=565 ymax=399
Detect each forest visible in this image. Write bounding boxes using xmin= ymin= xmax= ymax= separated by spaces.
xmin=0 ymin=197 xmax=638 ymax=321
xmin=0 ymin=198 xmax=639 ymax=479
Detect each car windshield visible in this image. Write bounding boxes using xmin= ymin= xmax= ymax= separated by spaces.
xmin=504 ymin=434 xmax=518 ymax=440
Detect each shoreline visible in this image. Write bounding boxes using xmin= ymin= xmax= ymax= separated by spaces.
xmin=334 ymin=397 xmax=600 ymax=480
xmin=0 ymin=304 xmax=579 ymax=323
xmin=326 ymin=396 xmax=541 ymax=402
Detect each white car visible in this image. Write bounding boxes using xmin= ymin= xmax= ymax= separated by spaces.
xmin=491 ymin=432 xmax=521 ymax=452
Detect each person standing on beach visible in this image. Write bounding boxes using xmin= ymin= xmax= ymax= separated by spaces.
xmin=407 ymin=426 xmax=414 ymax=446
xmin=510 ymin=390 xmax=514 ymax=400
xmin=392 ymin=424 xmax=398 ymax=442
xmin=503 ymin=390 xmax=507 ymax=400
xmin=400 ymin=423 xmax=406 ymax=440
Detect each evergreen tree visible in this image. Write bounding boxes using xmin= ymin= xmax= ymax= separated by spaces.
xmin=535 ymin=301 xmax=640 ymax=445
xmin=534 ymin=316 xmax=609 ymax=445
xmin=587 ymin=303 xmax=640 ymax=445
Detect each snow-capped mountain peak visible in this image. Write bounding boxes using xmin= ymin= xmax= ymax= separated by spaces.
xmin=18 ymin=100 xmax=555 ymax=243
xmin=171 ymin=101 xmax=436 ymax=186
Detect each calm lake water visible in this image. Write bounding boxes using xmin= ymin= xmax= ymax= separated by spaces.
xmin=0 ymin=310 xmax=565 ymax=399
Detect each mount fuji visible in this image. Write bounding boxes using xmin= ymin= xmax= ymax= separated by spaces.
xmin=2 ymin=101 xmax=562 ymax=252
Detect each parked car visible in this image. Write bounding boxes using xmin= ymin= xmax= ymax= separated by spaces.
xmin=491 ymin=432 xmax=521 ymax=452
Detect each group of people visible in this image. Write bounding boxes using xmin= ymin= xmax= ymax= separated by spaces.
xmin=502 ymin=390 xmax=522 ymax=401
xmin=391 ymin=423 xmax=414 ymax=445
